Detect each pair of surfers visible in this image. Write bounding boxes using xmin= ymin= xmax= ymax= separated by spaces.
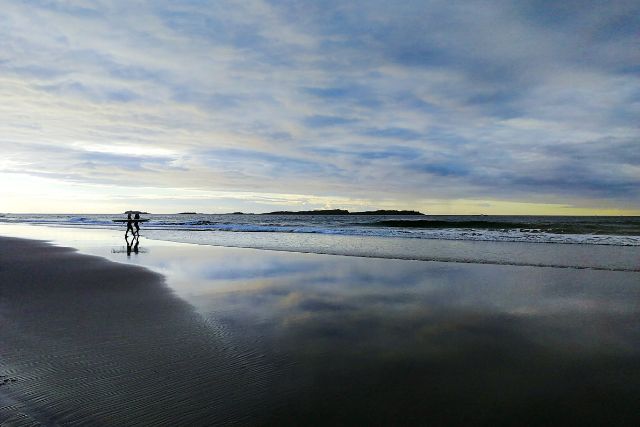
xmin=125 ymin=213 xmax=141 ymax=238
xmin=124 ymin=213 xmax=141 ymax=256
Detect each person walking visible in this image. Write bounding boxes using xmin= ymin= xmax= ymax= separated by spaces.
xmin=125 ymin=213 xmax=134 ymax=238
xmin=133 ymin=213 xmax=141 ymax=237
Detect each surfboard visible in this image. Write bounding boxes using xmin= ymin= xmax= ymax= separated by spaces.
xmin=112 ymin=219 xmax=150 ymax=223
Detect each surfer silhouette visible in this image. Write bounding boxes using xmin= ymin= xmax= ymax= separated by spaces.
xmin=133 ymin=213 xmax=141 ymax=236
xmin=125 ymin=213 xmax=134 ymax=238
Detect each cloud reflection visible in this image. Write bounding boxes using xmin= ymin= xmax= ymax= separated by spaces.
xmin=146 ymin=246 xmax=637 ymax=424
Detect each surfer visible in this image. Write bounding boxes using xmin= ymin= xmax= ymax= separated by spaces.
xmin=125 ymin=213 xmax=134 ymax=238
xmin=133 ymin=213 xmax=141 ymax=236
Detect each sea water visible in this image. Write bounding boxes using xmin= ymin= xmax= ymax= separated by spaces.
xmin=1 ymin=213 xmax=639 ymax=244
xmin=1 ymin=214 xmax=639 ymax=271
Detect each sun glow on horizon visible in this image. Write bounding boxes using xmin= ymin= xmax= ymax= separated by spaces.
xmin=1 ymin=172 xmax=638 ymax=216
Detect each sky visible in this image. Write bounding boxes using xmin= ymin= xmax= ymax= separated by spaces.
xmin=1 ymin=0 xmax=639 ymax=214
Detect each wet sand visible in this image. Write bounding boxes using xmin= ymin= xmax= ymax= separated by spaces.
xmin=0 ymin=237 xmax=274 ymax=425
xmin=1 ymin=234 xmax=639 ymax=425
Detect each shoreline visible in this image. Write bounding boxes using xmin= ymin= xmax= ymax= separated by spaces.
xmin=2 ymin=223 xmax=639 ymax=272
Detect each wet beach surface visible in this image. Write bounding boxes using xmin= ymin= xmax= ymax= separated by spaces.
xmin=1 ymin=226 xmax=639 ymax=425
xmin=0 ymin=237 xmax=275 ymax=425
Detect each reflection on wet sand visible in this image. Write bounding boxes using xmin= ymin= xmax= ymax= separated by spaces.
xmin=130 ymin=244 xmax=640 ymax=425
xmin=0 ymin=226 xmax=639 ymax=425
xmin=125 ymin=234 xmax=139 ymax=255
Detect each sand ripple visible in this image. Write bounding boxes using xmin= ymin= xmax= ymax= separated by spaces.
xmin=0 ymin=237 xmax=278 ymax=425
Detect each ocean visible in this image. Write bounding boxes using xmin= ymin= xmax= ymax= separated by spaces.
xmin=1 ymin=214 xmax=639 ymax=271
xmin=1 ymin=213 xmax=639 ymax=245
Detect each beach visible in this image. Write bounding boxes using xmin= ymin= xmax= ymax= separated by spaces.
xmin=4 ymin=0 xmax=639 ymax=423
xmin=1 ymin=225 xmax=640 ymax=425
xmin=0 ymin=236 xmax=274 ymax=425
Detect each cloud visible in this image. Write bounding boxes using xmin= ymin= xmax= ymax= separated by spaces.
xmin=303 ymin=115 xmax=359 ymax=128
xmin=360 ymin=127 xmax=423 ymax=141
xmin=201 ymin=148 xmax=345 ymax=179
xmin=0 ymin=0 xmax=638 ymax=212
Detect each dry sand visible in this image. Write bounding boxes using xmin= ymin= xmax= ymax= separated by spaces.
xmin=0 ymin=237 xmax=273 ymax=425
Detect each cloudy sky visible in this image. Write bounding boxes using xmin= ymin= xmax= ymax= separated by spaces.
xmin=1 ymin=0 xmax=638 ymax=214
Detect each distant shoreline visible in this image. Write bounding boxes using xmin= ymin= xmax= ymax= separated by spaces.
xmin=259 ymin=209 xmax=425 ymax=216
xmin=172 ymin=209 xmax=425 ymax=215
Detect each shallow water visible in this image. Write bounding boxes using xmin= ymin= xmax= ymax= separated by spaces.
xmin=1 ymin=225 xmax=639 ymax=425
xmin=2 ymin=223 xmax=639 ymax=271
